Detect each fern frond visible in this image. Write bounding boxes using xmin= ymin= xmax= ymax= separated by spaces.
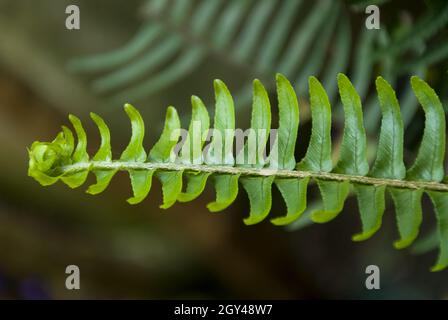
xmin=28 ymin=74 xmax=448 ymax=271
xmin=69 ymin=0 xmax=342 ymax=108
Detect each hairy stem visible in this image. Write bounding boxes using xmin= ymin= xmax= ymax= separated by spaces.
xmin=62 ymin=161 xmax=448 ymax=192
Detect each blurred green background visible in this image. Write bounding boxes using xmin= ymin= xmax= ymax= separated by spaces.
xmin=0 ymin=0 xmax=447 ymax=299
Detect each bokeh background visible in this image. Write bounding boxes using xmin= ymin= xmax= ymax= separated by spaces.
xmin=0 ymin=0 xmax=447 ymax=299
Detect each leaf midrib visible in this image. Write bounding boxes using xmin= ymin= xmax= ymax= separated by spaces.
xmin=61 ymin=161 xmax=448 ymax=192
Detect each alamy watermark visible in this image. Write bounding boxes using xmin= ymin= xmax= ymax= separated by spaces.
xmin=166 ymin=122 xmax=280 ymax=169
xmin=65 ymin=265 xmax=80 ymax=290
xmin=365 ymin=5 xmax=380 ymax=30
xmin=365 ymin=265 xmax=380 ymax=290
xmin=66 ymin=5 xmax=80 ymax=30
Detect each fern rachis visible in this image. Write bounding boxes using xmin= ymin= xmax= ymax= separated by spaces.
xmin=28 ymin=74 xmax=448 ymax=271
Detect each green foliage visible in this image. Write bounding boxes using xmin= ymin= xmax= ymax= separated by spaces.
xmin=28 ymin=74 xmax=448 ymax=271
xmin=66 ymin=0 xmax=448 ymax=196
xmin=68 ymin=0 xmax=448 ymax=112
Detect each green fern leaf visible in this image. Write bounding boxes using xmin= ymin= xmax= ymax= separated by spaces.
xmin=86 ymin=112 xmax=117 ymax=195
xmin=28 ymin=73 xmax=448 ymax=271
xmin=427 ymin=191 xmax=448 ymax=272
